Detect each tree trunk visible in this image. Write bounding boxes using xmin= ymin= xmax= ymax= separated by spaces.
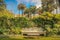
xmin=28 ymin=13 xmax=30 ymax=18
xmin=56 ymin=8 xmax=58 ymax=14
xmin=19 ymin=10 xmax=20 ymax=17
xmin=28 ymin=12 xmax=31 ymax=18
xmin=22 ymin=10 xmax=24 ymax=16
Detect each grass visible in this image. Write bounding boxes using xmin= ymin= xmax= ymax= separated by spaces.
xmin=0 ymin=35 xmax=60 ymax=40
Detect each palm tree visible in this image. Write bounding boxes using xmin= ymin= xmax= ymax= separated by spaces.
xmin=30 ymin=6 xmax=36 ymax=15
xmin=24 ymin=8 xmax=30 ymax=18
xmin=24 ymin=6 xmax=36 ymax=18
xmin=18 ymin=3 xmax=26 ymax=16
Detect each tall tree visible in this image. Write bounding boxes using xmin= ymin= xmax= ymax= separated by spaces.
xmin=36 ymin=7 xmax=43 ymax=15
xmin=58 ymin=0 xmax=60 ymax=7
xmin=41 ymin=0 xmax=57 ymax=13
xmin=52 ymin=0 xmax=60 ymax=14
xmin=0 ymin=0 xmax=6 ymax=11
xmin=24 ymin=6 xmax=36 ymax=18
xmin=30 ymin=6 xmax=36 ymax=15
xmin=58 ymin=0 xmax=60 ymax=13
xmin=18 ymin=3 xmax=26 ymax=16
xmin=24 ymin=8 xmax=30 ymax=18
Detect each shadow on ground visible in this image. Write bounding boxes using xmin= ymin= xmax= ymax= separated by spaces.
xmin=0 ymin=35 xmax=22 ymax=40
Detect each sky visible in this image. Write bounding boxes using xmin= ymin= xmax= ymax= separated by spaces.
xmin=5 ymin=0 xmax=42 ymax=14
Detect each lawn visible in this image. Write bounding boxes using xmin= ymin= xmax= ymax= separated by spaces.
xmin=0 ymin=35 xmax=60 ymax=40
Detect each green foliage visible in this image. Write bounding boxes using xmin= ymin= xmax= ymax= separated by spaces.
xmin=14 ymin=17 xmax=35 ymax=28
xmin=0 ymin=9 xmax=14 ymax=18
xmin=32 ymin=12 xmax=60 ymax=36
xmin=0 ymin=10 xmax=60 ymax=36
xmin=0 ymin=0 xmax=6 ymax=11
xmin=41 ymin=0 xmax=57 ymax=12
